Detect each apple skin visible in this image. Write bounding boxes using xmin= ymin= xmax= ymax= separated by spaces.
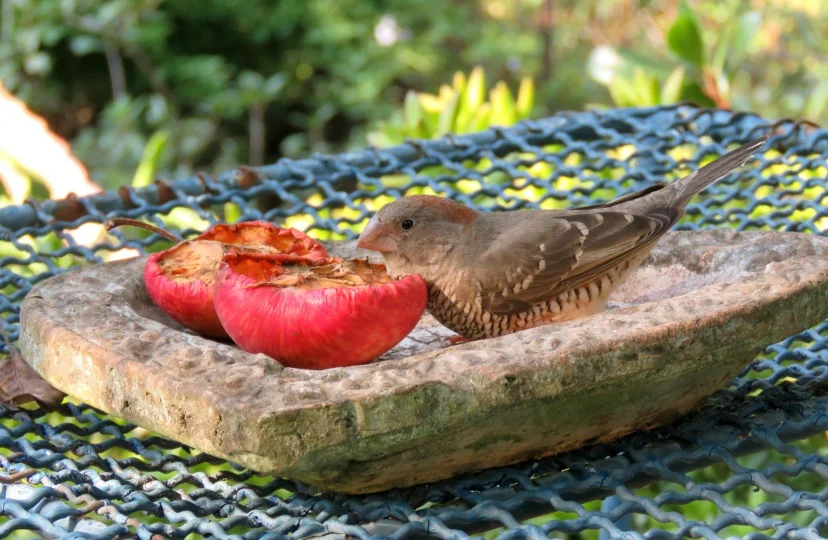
xmin=143 ymin=245 xmax=229 ymax=338
xmin=142 ymin=221 xmax=328 ymax=339
xmin=213 ymin=254 xmax=428 ymax=369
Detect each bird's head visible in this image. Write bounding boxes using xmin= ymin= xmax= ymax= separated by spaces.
xmin=357 ymin=195 xmax=478 ymax=275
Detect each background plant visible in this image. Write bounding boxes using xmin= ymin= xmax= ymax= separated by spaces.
xmin=0 ymin=0 xmax=824 ymax=204
xmin=367 ymin=66 xmax=535 ymax=146
xmin=587 ymin=0 xmax=827 ymax=116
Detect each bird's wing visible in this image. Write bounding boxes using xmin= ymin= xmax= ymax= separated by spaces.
xmin=478 ymin=207 xmax=682 ymax=314
xmin=575 ymin=183 xmax=667 ymax=209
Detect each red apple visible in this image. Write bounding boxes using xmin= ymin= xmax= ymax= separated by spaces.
xmin=107 ymin=219 xmax=329 ymax=339
xmin=213 ymin=252 xmax=427 ymax=369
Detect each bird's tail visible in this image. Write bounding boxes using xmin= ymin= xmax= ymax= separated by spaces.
xmin=665 ymin=134 xmax=769 ymax=207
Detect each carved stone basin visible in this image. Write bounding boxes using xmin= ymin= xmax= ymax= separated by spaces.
xmin=18 ymin=229 xmax=828 ymax=494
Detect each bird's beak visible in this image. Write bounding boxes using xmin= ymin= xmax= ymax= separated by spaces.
xmin=357 ymin=218 xmax=398 ymax=253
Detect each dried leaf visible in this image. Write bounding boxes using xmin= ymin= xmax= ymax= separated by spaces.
xmin=0 ymin=333 xmax=65 ymax=410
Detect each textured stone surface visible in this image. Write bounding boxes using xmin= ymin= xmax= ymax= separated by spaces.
xmin=18 ymin=230 xmax=828 ymax=494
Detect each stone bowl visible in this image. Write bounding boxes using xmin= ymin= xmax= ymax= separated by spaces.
xmin=18 ymin=229 xmax=828 ymax=494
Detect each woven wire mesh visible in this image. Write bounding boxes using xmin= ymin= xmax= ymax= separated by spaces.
xmin=0 ymin=104 xmax=826 ymax=539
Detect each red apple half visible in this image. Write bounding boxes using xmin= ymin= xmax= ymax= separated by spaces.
xmin=143 ymin=221 xmax=328 ymax=339
xmin=213 ymin=252 xmax=427 ymax=369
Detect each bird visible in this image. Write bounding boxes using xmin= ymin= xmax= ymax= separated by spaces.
xmin=356 ymin=135 xmax=769 ymax=341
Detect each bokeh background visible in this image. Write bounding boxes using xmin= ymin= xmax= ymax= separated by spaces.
xmin=0 ymin=0 xmax=825 ymax=207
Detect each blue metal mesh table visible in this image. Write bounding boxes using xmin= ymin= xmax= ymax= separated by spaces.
xmin=1 ymin=104 xmax=826 ymax=539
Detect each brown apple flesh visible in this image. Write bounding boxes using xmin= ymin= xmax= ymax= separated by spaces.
xmin=142 ymin=221 xmax=328 ymax=338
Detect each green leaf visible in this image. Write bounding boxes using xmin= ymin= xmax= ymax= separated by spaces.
xmin=607 ymin=76 xmax=640 ymax=107
xmin=160 ymin=207 xmax=211 ymax=233
xmin=680 ymin=82 xmax=717 ymax=108
xmin=516 ymin=76 xmax=535 ymax=119
xmin=632 ymin=67 xmax=659 ymax=105
xmin=438 ymin=84 xmax=455 ymax=104
xmin=729 ymin=11 xmax=762 ymax=64
xmin=660 ymin=67 xmax=685 ymax=104
xmin=403 ymin=90 xmax=422 ymax=131
xmin=418 ymin=93 xmax=444 ymax=114
xmin=452 ymin=70 xmax=466 ymax=93
xmin=436 ymin=91 xmax=459 ymax=136
xmin=131 ymin=130 xmax=170 ymax=188
xmin=489 ymin=81 xmax=517 ymax=126
xmin=667 ymin=2 xmax=706 ymax=67
xmin=224 ymin=202 xmax=242 ymax=224
xmin=464 ymin=66 xmax=486 ymax=110
xmin=455 ymin=66 xmax=486 ymax=133
xmin=418 ymin=93 xmax=443 ymax=134
xmin=468 ymin=103 xmax=492 ymax=132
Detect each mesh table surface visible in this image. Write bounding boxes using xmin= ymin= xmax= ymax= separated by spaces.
xmin=0 ymin=104 xmax=826 ymax=539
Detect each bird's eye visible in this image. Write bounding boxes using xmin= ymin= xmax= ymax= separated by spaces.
xmin=400 ymin=218 xmax=416 ymax=231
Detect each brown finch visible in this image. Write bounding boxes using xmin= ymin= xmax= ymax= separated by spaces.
xmin=357 ymin=136 xmax=768 ymax=340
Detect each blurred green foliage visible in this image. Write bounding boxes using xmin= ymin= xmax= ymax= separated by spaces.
xmin=0 ymin=0 xmax=824 ymax=198
xmin=368 ymin=66 xmax=535 ymax=146
xmin=587 ymin=0 xmax=827 ymax=116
